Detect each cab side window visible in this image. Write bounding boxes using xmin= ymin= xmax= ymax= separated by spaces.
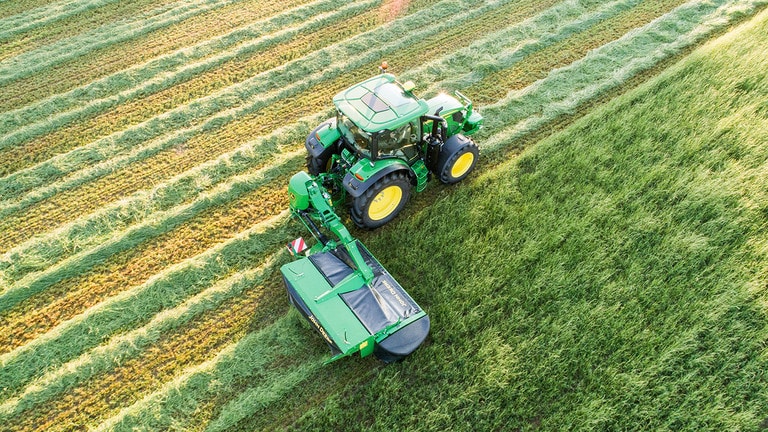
xmin=378 ymin=123 xmax=413 ymax=156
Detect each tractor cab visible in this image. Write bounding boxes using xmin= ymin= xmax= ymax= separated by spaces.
xmin=333 ymin=73 xmax=428 ymax=163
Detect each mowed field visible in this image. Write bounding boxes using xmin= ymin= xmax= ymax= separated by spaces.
xmin=1 ymin=0 xmax=767 ymax=430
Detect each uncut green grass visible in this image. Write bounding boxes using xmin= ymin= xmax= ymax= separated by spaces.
xmin=277 ymin=8 xmax=766 ymax=431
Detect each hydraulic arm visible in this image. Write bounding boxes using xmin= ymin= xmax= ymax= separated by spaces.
xmin=288 ymin=171 xmax=374 ymax=289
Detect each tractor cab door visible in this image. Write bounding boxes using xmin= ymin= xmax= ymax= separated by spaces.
xmin=375 ymin=121 xmax=420 ymax=164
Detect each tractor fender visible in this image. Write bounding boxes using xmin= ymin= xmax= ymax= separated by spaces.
xmin=439 ymin=133 xmax=474 ymax=159
xmin=305 ymin=118 xmax=340 ymax=159
xmin=343 ymin=160 xmax=413 ymax=198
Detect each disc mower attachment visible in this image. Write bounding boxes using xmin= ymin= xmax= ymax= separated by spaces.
xmin=280 ymin=171 xmax=429 ymax=363
xmin=281 ymin=241 xmax=429 ymax=363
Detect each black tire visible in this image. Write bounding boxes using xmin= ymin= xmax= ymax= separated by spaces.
xmin=306 ymin=152 xmax=335 ymax=176
xmin=436 ymin=135 xmax=479 ymax=184
xmin=351 ymin=171 xmax=411 ymax=229
xmin=306 ymin=119 xmax=337 ymax=175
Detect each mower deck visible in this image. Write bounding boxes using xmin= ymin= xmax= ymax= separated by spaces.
xmin=281 ymin=241 xmax=429 ymax=362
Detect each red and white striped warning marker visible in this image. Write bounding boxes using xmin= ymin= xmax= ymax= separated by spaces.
xmin=287 ymin=237 xmax=307 ymax=256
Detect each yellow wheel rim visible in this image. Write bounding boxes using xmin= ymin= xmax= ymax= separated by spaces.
xmin=368 ymin=185 xmax=403 ymax=221
xmin=450 ymin=152 xmax=474 ymax=178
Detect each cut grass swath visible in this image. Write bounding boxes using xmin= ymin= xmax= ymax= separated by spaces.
xmin=0 ymin=0 xmax=764 ymax=429
xmin=9 ymin=1 xmax=760 ymax=428
xmin=0 ymin=252 xmax=282 ymax=428
xmin=0 ymin=0 xmax=120 ymax=41
xmin=0 ymin=0 xmax=309 ymax=111
xmin=0 ymin=0 xmax=345 ymax=139
xmin=0 ymin=148 xmax=302 ymax=314
xmin=480 ymin=0 xmax=768 ymax=152
xmin=0 ymin=0 xmax=240 ymax=86
xmin=0 ymin=123 xmax=314 ymax=287
xmin=465 ymin=0 xmax=691 ymax=104
xmin=0 ymin=0 xmax=176 ymax=62
xmin=0 ymin=170 xmax=294 ymax=354
xmin=1 ymin=0 xmax=752 ymax=280
xmin=92 ymin=314 xmax=327 ymax=432
xmin=0 ymin=0 xmax=704 ymax=264
xmin=3 ymin=0 xmax=752 ymax=304
xmin=0 ymin=212 xmax=290 ymax=400
xmin=5 ymin=274 xmax=290 ymax=430
xmin=289 ymin=8 xmax=768 ymax=430
xmin=0 ymin=0 xmax=58 ymax=20
xmin=0 ymin=0 xmax=380 ymax=174
xmin=405 ymin=0 xmax=647 ymax=99
xmin=0 ymin=0 xmax=521 ymax=248
xmin=120 ymin=4 xmax=768 ymax=428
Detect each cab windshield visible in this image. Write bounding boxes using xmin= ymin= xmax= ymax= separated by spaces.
xmin=337 ymin=111 xmax=373 ymax=157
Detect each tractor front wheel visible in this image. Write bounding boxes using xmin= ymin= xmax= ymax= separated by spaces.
xmin=351 ymin=172 xmax=411 ymax=229
xmin=436 ymin=136 xmax=479 ymax=184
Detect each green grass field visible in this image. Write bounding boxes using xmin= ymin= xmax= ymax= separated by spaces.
xmin=1 ymin=0 xmax=766 ymax=430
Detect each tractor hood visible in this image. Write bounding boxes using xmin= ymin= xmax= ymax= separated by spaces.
xmin=333 ymin=73 xmax=429 ymax=133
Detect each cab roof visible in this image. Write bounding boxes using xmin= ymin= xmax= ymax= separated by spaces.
xmin=333 ymin=73 xmax=429 ymax=133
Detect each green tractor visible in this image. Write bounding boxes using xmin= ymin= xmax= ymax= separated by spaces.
xmin=305 ymin=64 xmax=483 ymax=229
xmin=279 ymin=67 xmax=483 ymax=363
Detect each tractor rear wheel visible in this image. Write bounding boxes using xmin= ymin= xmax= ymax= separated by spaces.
xmin=436 ymin=136 xmax=479 ymax=184
xmin=306 ymin=153 xmax=335 ymax=176
xmin=351 ymin=171 xmax=411 ymax=229
xmin=306 ymin=119 xmax=338 ymax=175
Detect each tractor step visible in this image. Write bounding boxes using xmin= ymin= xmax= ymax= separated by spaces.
xmin=411 ymin=159 xmax=430 ymax=193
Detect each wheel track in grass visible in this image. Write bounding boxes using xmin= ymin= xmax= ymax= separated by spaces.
xmin=0 ymin=0 xmax=176 ymax=61
xmin=0 ymin=0 xmax=307 ymax=111
xmin=1 ymin=0 xmax=760 ymax=426
xmin=0 ymin=177 xmax=289 ymax=355
xmin=466 ymin=0 xmax=691 ymax=105
xmin=0 ymin=0 xmax=536 ymax=251
xmin=0 ymin=0 xmax=387 ymax=177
